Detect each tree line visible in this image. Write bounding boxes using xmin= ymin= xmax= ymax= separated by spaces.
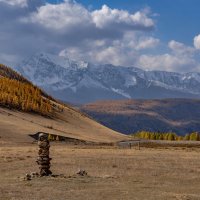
xmin=0 ymin=64 xmax=30 ymax=83
xmin=132 ymin=131 xmax=200 ymax=141
xmin=0 ymin=77 xmax=53 ymax=116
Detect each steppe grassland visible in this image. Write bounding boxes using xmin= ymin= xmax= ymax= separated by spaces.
xmin=1 ymin=144 xmax=200 ymax=200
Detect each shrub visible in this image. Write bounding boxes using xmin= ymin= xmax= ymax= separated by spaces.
xmin=189 ymin=132 xmax=199 ymax=141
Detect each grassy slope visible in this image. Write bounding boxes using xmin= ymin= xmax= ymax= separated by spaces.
xmin=0 ymin=64 xmax=127 ymax=144
xmin=80 ymin=99 xmax=200 ymax=135
xmin=0 ymin=106 xmax=127 ymax=144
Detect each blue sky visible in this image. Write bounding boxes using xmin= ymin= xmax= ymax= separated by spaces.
xmin=0 ymin=0 xmax=200 ymax=72
xmin=47 ymin=0 xmax=200 ymax=45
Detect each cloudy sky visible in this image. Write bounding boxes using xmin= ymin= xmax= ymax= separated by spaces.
xmin=0 ymin=0 xmax=200 ymax=72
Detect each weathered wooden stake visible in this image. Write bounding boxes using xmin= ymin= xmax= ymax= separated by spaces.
xmin=138 ymin=141 xmax=140 ymax=150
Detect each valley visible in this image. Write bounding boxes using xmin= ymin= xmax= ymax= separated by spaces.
xmin=1 ymin=62 xmax=200 ymax=200
xmin=1 ymin=1 xmax=200 ymax=199
xmin=80 ymin=99 xmax=200 ymax=135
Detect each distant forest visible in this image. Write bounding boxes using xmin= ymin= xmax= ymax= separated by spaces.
xmin=133 ymin=131 xmax=200 ymax=141
xmin=0 ymin=77 xmax=53 ymax=115
xmin=0 ymin=64 xmax=55 ymax=116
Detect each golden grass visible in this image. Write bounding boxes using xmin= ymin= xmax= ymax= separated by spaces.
xmin=0 ymin=107 xmax=127 ymax=144
xmin=1 ymin=144 xmax=200 ymax=200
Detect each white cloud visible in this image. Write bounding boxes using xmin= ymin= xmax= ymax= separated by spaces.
xmin=0 ymin=0 xmax=199 ymax=73
xmin=20 ymin=0 xmax=156 ymax=67
xmin=26 ymin=1 xmax=91 ymax=30
xmin=92 ymin=5 xmax=154 ymax=30
xmin=136 ymin=39 xmax=200 ymax=72
xmin=59 ymin=34 xmax=160 ymax=67
xmin=0 ymin=0 xmax=27 ymax=7
xmin=24 ymin=1 xmax=155 ymax=32
xmin=168 ymin=40 xmax=195 ymax=55
xmin=59 ymin=39 xmax=138 ymax=67
xmin=135 ymin=37 xmax=159 ymax=50
xmin=138 ymin=54 xmax=196 ymax=72
xmin=194 ymin=34 xmax=200 ymax=49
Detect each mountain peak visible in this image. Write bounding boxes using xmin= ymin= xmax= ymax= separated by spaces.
xmin=15 ymin=53 xmax=200 ymax=104
xmin=25 ymin=52 xmax=89 ymax=70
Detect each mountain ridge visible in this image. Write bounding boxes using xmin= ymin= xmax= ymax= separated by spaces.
xmin=15 ymin=52 xmax=200 ymax=104
xmin=80 ymin=99 xmax=200 ymax=135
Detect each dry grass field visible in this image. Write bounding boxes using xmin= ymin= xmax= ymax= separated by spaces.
xmin=1 ymin=144 xmax=200 ymax=200
xmin=0 ymin=107 xmax=127 ymax=144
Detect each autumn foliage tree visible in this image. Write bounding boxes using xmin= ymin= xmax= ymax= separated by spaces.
xmin=133 ymin=131 xmax=200 ymax=141
xmin=0 ymin=77 xmax=52 ymax=116
xmin=0 ymin=64 xmax=30 ymax=83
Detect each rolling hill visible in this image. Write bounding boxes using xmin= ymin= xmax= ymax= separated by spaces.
xmin=80 ymin=99 xmax=200 ymax=135
xmin=0 ymin=64 xmax=127 ymax=144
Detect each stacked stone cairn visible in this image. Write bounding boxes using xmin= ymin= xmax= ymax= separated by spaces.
xmin=36 ymin=133 xmax=52 ymax=176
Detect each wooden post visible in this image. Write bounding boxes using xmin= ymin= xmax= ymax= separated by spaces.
xmin=138 ymin=141 xmax=140 ymax=150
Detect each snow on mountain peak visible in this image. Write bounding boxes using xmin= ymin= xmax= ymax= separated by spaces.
xmin=24 ymin=52 xmax=89 ymax=70
xmin=15 ymin=52 xmax=200 ymax=103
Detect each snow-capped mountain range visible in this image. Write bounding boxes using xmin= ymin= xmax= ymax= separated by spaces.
xmin=15 ymin=52 xmax=200 ymax=104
